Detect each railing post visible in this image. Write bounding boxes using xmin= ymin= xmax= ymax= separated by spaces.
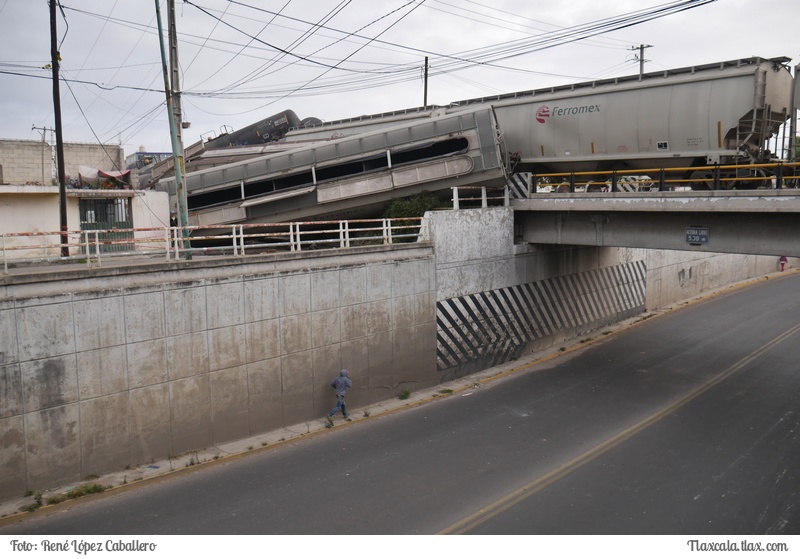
xmin=173 ymin=227 xmax=180 ymax=259
xmin=2 ymin=233 xmax=7 ymax=274
xmin=338 ymin=220 xmax=350 ymax=248
xmin=504 ymin=185 xmax=510 ymax=206
xmin=713 ymin=164 xmax=720 ymax=190
xmin=611 ymin=171 xmax=618 ymax=192
xmin=481 ymin=186 xmax=487 ymax=208
xmin=776 ymin=163 xmax=784 ymax=189
xmin=164 ymin=227 xmax=171 ymax=261
xmin=94 ymin=230 xmax=101 ymax=267
xmin=569 ymin=173 xmax=576 ymax=192
xmin=658 ymin=169 xmax=666 ymax=191
xmin=452 ymin=187 xmax=460 ymax=210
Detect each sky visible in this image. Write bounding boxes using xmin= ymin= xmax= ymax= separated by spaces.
xmin=1 ymin=0 xmax=799 ymax=162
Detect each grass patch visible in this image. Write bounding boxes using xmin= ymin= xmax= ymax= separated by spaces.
xmin=46 ymin=484 xmax=105 ymax=505
xmin=398 ymin=390 xmax=411 ymax=400
xmin=22 ymin=492 xmax=43 ymax=513
xmin=438 ymin=389 xmax=453 ymax=394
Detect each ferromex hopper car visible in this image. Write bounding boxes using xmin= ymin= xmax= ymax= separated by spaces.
xmin=474 ymin=57 xmax=793 ymax=188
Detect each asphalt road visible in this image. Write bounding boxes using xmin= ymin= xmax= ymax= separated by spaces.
xmin=3 ymin=273 xmax=799 ymax=535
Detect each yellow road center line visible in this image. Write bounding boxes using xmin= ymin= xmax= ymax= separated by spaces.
xmin=438 ymin=322 xmax=800 ymax=535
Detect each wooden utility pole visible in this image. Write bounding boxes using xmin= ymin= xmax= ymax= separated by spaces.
xmin=49 ymin=0 xmax=68 ymax=256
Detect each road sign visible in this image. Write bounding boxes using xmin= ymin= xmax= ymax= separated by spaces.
xmin=686 ymin=226 xmax=709 ymax=245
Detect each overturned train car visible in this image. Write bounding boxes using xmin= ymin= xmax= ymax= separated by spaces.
xmin=159 ymin=108 xmax=507 ymax=227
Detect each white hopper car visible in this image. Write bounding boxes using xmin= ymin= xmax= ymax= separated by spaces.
xmin=279 ymin=56 xmax=795 ymax=189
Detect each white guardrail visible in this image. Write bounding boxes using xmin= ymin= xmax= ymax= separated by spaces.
xmin=1 ymin=217 xmax=427 ymax=273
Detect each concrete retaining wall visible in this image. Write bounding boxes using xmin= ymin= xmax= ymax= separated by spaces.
xmin=645 ymin=249 xmax=791 ymax=309
xmin=0 ymin=207 xmax=789 ymax=500
xmin=0 ymin=246 xmax=437 ymax=499
xmin=428 ymin=209 xmax=647 ymax=379
xmin=426 ymin=208 xmax=788 ymax=380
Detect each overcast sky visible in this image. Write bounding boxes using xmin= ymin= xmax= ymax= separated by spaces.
xmin=2 ymin=0 xmax=799 ymax=161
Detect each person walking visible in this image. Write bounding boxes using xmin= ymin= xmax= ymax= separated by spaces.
xmin=327 ymin=369 xmax=352 ymax=423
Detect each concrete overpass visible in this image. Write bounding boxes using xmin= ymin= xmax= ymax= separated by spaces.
xmin=511 ymin=190 xmax=800 ymax=257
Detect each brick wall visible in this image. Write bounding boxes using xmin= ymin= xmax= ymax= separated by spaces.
xmin=0 ymin=139 xmax=124 ymax=185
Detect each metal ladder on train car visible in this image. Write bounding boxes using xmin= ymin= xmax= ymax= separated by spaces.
xmin=735 ymin=69 xmax=768 ymax=154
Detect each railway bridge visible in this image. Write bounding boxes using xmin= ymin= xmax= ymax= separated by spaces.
xmin=509 ymin=189 xmax=800 ymax=258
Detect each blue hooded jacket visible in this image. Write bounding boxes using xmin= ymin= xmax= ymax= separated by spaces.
xmin=331 ymin=369 xmax=352 ymax=397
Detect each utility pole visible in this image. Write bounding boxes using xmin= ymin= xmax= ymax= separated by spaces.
xmin=423 ymin=56 xmax=429 ymax=108
xmin=49 ymin=0 xmax=69 ymax=256
xmin=630 ymin=44 xmax=653 ymax=79
xmin=155 ymin=0 xmax=191 ymax=258
xmin=790 ymin=63 xmax=799 ymax=162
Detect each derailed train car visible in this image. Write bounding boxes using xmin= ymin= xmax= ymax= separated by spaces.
xmin=158 ymin=56 xmax=795 ymax=226
xmin=159 ymin=107 xmax=507 ymax=226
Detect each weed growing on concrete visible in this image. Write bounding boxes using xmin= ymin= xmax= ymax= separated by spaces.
xmin=325 ymin=416 xmax=334 ymax=429
xmin=439 ymin=389 xmax=453 ymax=394
xmin=23 ymin=492 xmax=44 ymax=512
xmin=559 ymin=347 xmax=566 ymax=352
xmin=363 ymin=410 xmax=370 ymax=417
xmin=261 ymin=442 xmax=268 ymax=447
xmin=84 ymin=473 xmax=99 ymax=481
xmin=47 ymin=484 xmax=105 ymax=505
xmin=398 ymin=390 xmax=411 ymax=400
xmin=24 ymin=490 xmax=33 ymax=497
xmin=122 ymin=476 xmax=128 ymax=485
xmin=247 ymin=445 xmax=254 ymax=451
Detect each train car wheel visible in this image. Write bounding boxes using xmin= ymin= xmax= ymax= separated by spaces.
xmin=689 ymin=170 xmax=714 ymax=190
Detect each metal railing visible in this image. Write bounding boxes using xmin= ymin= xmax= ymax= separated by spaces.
xmin=528 ymin=162 xmax=800 ymax=194
xmin=1 ymin=217 xmax=427 ymax=273
xmin=451 ymin=185 xmax=509 ymax=209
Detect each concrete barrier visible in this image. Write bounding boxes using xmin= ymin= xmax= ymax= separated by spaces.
xmin=0 ymin=245 xmax=437 ymax=499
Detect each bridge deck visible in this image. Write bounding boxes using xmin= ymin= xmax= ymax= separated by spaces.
xmin=511 ymin=189 xmax=800 ymax=213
